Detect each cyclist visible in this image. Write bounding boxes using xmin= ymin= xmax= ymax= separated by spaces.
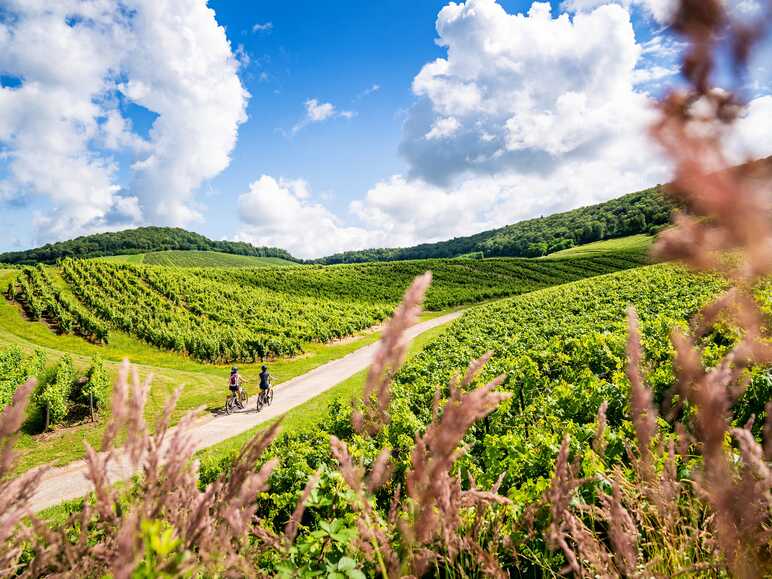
xmin=259 ymin=365 xmax=271 ymax=393
xmin=228 ymin=366 xmax=244 ymax=407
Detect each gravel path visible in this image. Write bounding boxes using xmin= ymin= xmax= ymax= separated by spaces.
xmin=29 ymin=312 xmax=461 ymax=513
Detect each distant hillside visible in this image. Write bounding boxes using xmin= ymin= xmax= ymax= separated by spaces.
xmin=0 ymin=227 xmax=298 ymax=265
xmin=319 ymin=186 xmax=674 ymax=264
xmin=543 ymin=234 xmax=653 ymax=259
xmin=319 ymin=157 xmax=772 ymax=264
xmin=99 ymin=250 xmax=299 ymax=268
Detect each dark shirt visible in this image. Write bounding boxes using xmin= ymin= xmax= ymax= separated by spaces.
xmin=260 ymin=370 xmax=270 ymax=389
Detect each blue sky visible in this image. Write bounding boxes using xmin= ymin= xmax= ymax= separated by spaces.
xmin=1 ymin=0 xmax=770 ymax=257
xmin=202 ymin=0 xmax=453 ymax=229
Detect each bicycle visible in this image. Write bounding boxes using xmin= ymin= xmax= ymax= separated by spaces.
xmin=255 ymin=385 xmax=274 ymax=412
xmin=224 ymin=387 xmax=247 ymax=415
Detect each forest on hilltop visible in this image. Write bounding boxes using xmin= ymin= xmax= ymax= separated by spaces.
xmin=0 ymin=227 xmax=297 ymax=265
xmin=320 ymin=186 xmax=675 ymax=263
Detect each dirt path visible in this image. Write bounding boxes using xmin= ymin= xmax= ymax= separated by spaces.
xmin=28 ymin=311 xmax=462 ymax=513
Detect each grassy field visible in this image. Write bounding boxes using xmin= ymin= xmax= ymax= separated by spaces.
xmin=98 ymin=250 xmax=299 ymax=268
xmin=544 ymin=234 xmax=653 ymax=258
xmin=97 ymin=253 xmax=146 ymax=264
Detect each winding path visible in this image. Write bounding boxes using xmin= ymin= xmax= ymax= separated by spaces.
xmin=28 ymin=311 xmax=462 ymax=513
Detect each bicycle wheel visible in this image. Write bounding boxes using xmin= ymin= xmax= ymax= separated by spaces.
xmin=240 ymin=389 xmax=248 ymax=404
xmin=256 ymin=392 xmax=264 ymax=412
xmin=267 ymin=388 xmax=274 ymax=406
xmin=225 ymin=396 xmax=233 ymax=415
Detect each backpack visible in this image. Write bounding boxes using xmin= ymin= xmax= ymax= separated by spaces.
xmin=230 ymin=373 xmax=238 ymax=386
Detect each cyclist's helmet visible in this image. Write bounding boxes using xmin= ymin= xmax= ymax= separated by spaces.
xmin=231 ymin=366 xmax=238 ymax=373
xmin=261 ymin=365 xmax=267 ymax=371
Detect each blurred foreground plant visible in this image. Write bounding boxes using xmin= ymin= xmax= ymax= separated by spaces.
xmin=544 ymin=1 xmax=772 ymax=577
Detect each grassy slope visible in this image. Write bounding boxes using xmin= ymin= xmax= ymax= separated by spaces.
xmin=544 ymin=234 xmax=653 ymax=258
xmin=0 ymin=268 xmax=453 ymax=472
xmin=97 ymin=254 xmax=146 ymax=264
xmin=98 ymin=251 xmax=298 ymax=267
xmin=97 ymin=235 xmax=651 ymax=268
xmin=142 ymin=250 xmax=299 ymax=268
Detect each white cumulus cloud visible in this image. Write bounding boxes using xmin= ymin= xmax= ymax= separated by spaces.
xmin=0 ymin=0 xmax=248 ymax=242
xmin=561 ymin=0 xmax=677 ymax=23
xmin=237 ymin=175 xmax=377 ymax=258
xmin=400 ymin=0 xmax=657 ymax=185
xmin=727 ymin=95 xmax=772 ymax=162
xmin=563 ymin=0 xmax=766 ymax=24
xmin=425 ymin=117 xmax=461 ymax=140
xmin=291 ymin=99 xmax=355 ymax=135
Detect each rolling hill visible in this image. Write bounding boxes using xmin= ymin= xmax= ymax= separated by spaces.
xmin=0 ymin=183 xmax=672 ymax=267
xmin=318 ymin=156 xmax=772 ymax=264
xmin=4 ymin=250 xmax=647 ymax=362
xmin=0 ymin=235 xmax=653 ymax=476
xmin=3 ymin=157 xmax=769 ymax=268
xmin=318 ymin=185 xmax=674 ymax=263
xmin=0 ymin=185 xmax=673 ymax=268
xmin=0 ymin=227 xmax=298 ymax=265
xmin=98 ymin=250 xmax=299 ymax=268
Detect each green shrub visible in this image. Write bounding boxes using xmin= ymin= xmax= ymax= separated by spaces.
xmin=37 ymin=354 xmax=75 ymax=429
xmin=81 ymin=355 xmax=110 ymax=412
xmin=0 ymin=346 xmax=46 ymax=408
xmin=0 ymin=346 xmax=24 ymax=407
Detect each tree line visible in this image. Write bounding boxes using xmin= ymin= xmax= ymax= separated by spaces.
xmin=0 ymin=226 xmax=299 ymax=265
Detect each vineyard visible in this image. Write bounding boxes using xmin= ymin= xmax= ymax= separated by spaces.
xmin=392 ymin=264 xmax=765 ymax=491
xmin=5 ymin=265 xmax=109 ymax=342
xmin=4 ymin=253 xmax=647 ymax=363
xmin=198 ymin=264 xmax=769 ymax=561
xmin=54 ymin=259 xmax=392 ymax=362
xmin=1 ymin=1 xmax=770 ymax=574
xmin=0 ymin=345 xmax=109 ymax=430
xmin=142 ymin=250 xmax=299 ymax=268
xmin=203 ymin=251 xmax=647 ymax=310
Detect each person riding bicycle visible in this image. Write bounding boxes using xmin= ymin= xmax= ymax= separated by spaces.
xmin=229 ymin=366 xmax=244 ymax=399
xmin=259 ymin=365 xmax=271 ymax=392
